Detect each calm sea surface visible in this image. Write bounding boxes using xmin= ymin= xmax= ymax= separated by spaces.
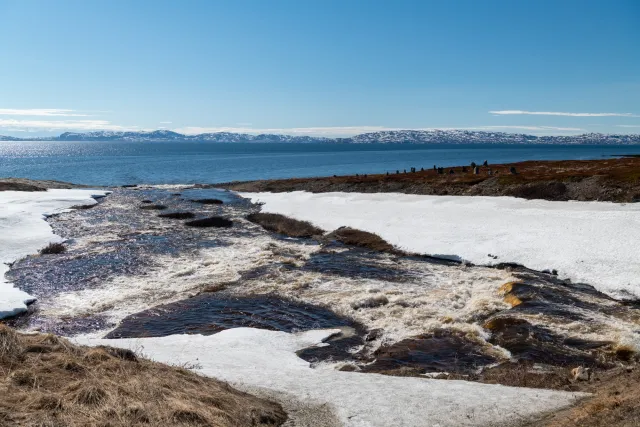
xmin=1 ymin=141 xmax=639 ymax=186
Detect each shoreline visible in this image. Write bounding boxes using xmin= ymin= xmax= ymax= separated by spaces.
xmin=219 ymin=157 xmax=640 ymax=203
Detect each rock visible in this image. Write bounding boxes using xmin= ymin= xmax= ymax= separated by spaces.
xmin=191 ymin=198 xmax=224 ymax=205
xmin=571 ymin=366 xmax=592 ymax=381
xmin=351 ymin=295 xmax=389 ymax=310
xmin=184 ymin=216 xmax=233 ymax=228
xmin=510 ymin=166 xmax=517 ymax=174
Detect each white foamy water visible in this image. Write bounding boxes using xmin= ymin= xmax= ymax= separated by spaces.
xmin=243 ymin=191 xmax=640 ymax=299
xmin=76 ymin=328 xmax=586 ymax=427
xmin=46 ymin=226 xmax=514 ymax=347
xmin=0 ymin=189 xmax=107 ymax=319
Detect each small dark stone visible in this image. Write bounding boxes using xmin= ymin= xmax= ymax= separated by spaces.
xmin=139 ymin=204 xmax=167 ymax=210
xmin=158 ymin=212 xmax=196 ymax=220
xmin=191 ymin=199 xmax=224 ymax=205
xmin=184 ymin=216 xmax=233 ymax=228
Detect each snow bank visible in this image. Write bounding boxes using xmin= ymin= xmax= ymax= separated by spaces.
xmin=76 ymin=328 xmax=585 ymax=427
xmin=242 ymin=191 xmax=640 ymax=299
xmin=0 ymin=189 xmax=107 ymax=319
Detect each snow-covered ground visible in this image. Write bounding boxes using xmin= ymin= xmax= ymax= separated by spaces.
xmin=243 ymin=191 xmax=640 ymax=299
xmin=0 ymin=189 xmax=107 ymax=319
xmin=77 ymin=328 xmax=586 ymax=427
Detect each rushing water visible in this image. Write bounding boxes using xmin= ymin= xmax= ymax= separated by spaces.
xmin=2 ymin=141 xmax=640 ymax=186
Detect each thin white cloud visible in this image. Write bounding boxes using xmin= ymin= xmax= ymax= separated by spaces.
xmin=616 ymin=125 xmax=640 ymax=128
xmin=0 ymin=108 xmax=90 ymax=117
xmin=489 ymin=110 xmax=640 ymax=118
xmin=0 ymin=118 xmax=139 ymax=132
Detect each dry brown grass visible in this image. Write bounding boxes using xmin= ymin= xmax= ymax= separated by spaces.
xmin=247 ymin=212 xmax=324 ymax=238
xmin=523 ymin=365 xmax=640 ymax=427
xmin=0 ymin=324 xmax=286 ymax=427
xmin=327 ymin=227 xmax=395 ymax=252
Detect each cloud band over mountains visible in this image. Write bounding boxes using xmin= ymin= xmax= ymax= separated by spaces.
xmin=490 ymin=110 xmax=640 ymax=118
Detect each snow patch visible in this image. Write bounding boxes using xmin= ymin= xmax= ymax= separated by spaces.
xmin=76 ymin=328 xmax=586 ymax=427
xmin=243 ymin=191 xmax=640 ymax=299
xmin=0 ymin=189 xmax=107 ymax=319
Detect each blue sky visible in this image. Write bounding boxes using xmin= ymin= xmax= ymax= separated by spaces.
xmin=0 ymin=0 xmax=638 ymax=137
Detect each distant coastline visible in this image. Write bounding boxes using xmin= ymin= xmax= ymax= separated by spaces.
xmin=2 ymin=129 xmax=640 ymax=145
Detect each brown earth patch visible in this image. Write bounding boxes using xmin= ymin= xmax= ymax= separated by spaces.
xmin=0 ymin=325 xmax=286 ymax=427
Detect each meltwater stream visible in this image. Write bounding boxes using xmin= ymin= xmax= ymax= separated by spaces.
xmin=4 ymin=187 xmax=640 ymax=378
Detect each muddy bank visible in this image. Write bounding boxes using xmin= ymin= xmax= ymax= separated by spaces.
xmin=219 ymin=157 xmax=640 ymax=203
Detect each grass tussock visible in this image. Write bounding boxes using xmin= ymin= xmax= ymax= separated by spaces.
xmin=0 ymin=324 xmax=286 ymax=427
xmin=328 ymin=227 xmax=395 ymax=252
xmin=39 ymin=242 xmax=66 ymax=255
xmin=247 ymin=212 xmax=324 ymax=238
xmin=185 ymin=216 xmax=234 ymax=228
xmin=158 ymin=211 xmax=196 ymax=220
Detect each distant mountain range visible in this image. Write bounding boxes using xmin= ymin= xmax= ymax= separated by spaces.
xmin=2 ymin=129 xmax=640 ymax=144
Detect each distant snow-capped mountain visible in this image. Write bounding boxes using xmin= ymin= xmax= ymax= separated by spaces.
xmin=56 ymin=130 xmax=335 ymax=143
xmin=2 ymin=129 xmax=639 ymax=144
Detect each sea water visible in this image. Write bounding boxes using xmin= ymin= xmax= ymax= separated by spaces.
xmin=2 ymin=141 xmax=640 ymax=186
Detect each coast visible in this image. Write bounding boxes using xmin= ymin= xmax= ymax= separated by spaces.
xmin=1 ymin=157 xmax=640 ymax=425
xmin=220 ymin=157 xmax=640 ymax=203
